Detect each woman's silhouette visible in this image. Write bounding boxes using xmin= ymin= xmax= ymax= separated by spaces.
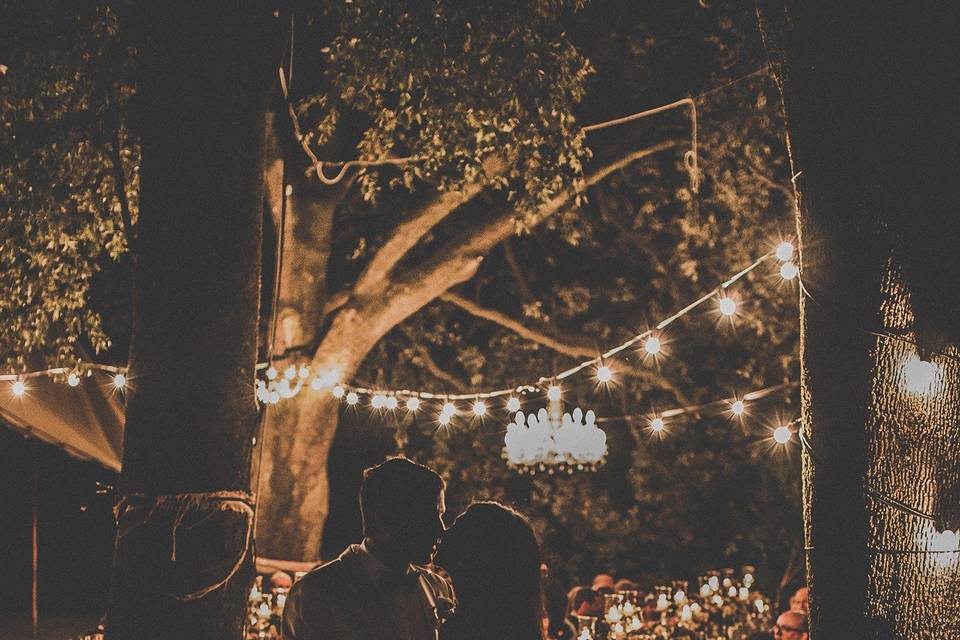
xmin=435 ymin=501 xmax=545 ymax=640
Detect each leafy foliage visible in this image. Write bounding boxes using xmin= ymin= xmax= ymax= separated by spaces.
xmin=0 ymin=1 xmax=136 ymax=370
xmin=300 ymin=0 xmax=592 ymax=223
xmin=353 ymin=0 xmax=802 ymax=592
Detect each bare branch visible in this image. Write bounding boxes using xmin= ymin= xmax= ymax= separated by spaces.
xmin=413 ymin=343 xmax=466 ymax=390
xmin=439 ymin=291 xmax=597 ymax=359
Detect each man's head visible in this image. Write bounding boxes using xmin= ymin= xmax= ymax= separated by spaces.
xmin=774 ymin=611 xmax=808 ymax=640
xmin=789 ymin=586 xmax=809 ymax=613
xmin=359 ymin=457 xmax=445 ymax=567
xmin=591 ymin=573 xmax=615 ymax=592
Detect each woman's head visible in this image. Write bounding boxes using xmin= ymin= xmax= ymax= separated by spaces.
xmin=436 ymin=501 xmax=544 ymax=639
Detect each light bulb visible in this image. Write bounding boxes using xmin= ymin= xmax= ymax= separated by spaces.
xmin=284 ymin=366 xmax=297 ymax=380
xmin=385 ymin=396 xmax=398 ymax=410
xmin=650 ymin=416 xmax=665 ymax=432
xmin=442 ymin=401 xmax=456 ymax=416
xmin=596 ymin=365 xmax=613 ymax=383
xmin=773 ymin=425 xmax=792 ymax=444
xmin=776 ymin=241 xmax=794 ymax=261
xmin=506 ymin=397 xmax=521 ymax=413
xmin=547 ymin=385 xmax=562 ymax=401
xmin=332 ymin=385 xmax=345 ymax=398
xmin=298 ymin=365 xmax=310 ymax=379
xmin=902 ymin=355 xmax=942 ymax=396
xmin=265 ymin=366 xmax=277 ymax=380
xmin=11 ymin=380 xmax=26 ymax=397
xmin=113 ymin=373 xmax=126 ymax=390
xmin=730 ymin=400 xmax=745 ymax=416
xmin=780 ymin=262 xmax=798 ymax=280
xmin=371 ymin=394 xmax=387 ymax=408
xmin=644 ymin=336 xmax=662 ymax=355
xmin=67 ymin=372 xmax=80 ymax=387
xmin=346 ymin=392 xmax=359 ymax=405
xmin=405 ymin=397 xmax=421 ymax=412
xmin=472 ymin=400 xmax=487 ymax=416
xmin=438 ymin=412 xmax=452 ymax=426
xmin=719 ymin=296 xmax=737 ymax=316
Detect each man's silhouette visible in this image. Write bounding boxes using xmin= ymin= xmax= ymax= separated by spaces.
xmin=282 ymin=457 xmax=453 ymax=640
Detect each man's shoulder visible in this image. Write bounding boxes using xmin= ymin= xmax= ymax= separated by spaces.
xmin=292 ymin=551 xmax=355 ymax=593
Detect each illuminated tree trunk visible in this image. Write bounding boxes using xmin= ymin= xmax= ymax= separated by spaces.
xmin=758 ymin=2 xmax=960 ymax=637
xmin=106 ymin=4 xmax=278 ymax=638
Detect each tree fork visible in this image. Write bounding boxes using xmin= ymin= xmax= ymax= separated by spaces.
xmin=106 ymin=4 xmax=280 ymax=638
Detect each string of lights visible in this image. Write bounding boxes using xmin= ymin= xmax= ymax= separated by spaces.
xmin=253 ymin=241 xmax=800 ymax=410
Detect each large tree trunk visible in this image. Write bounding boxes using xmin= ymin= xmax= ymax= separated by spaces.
xmin=106 ymin=4 xmax=278 ymax=638
xmin=758 ymin=3 xmax=960 ymax=637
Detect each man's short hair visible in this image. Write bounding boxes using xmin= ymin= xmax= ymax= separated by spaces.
xmin=569 ymin=586 xmax=600 ymax=612
xmin=359 ymin=457 xmax=444 ymax=533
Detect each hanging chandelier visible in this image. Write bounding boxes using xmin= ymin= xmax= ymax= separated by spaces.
xmin=503 ymin=394 xmax=607 ymax=474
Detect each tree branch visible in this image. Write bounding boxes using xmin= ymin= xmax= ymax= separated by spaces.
xmin=352 ymin=156 xmax=506 ymax=298
xmin=439 ymin=291 xmax=597 ymax=359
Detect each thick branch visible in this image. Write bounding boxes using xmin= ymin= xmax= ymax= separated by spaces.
xmin=353 ymin=156 xmax=507 ymax=298
xmin=439 ymin=291 xmax=596 ymax=359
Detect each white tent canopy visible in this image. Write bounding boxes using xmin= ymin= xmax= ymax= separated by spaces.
xmin=0 ymin=374 xmax=124 ymax=471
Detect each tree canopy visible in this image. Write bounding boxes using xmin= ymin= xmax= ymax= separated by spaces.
xmin=2 ymin=0 xmax=801 ymax=595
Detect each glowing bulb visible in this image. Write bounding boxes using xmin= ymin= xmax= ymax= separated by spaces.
xmin=284 ymin=366 xmax=297 ymax=380
xmin=773 ymin=425 xmax=792 ymax=444
xmin=332 ymin=385 xmax=345 ymax=398
xmin=438 ymin=412 xmax=452 ymax=426
xmin=405 ymin=397 xmax=421 ymax=412
xmin=650 ymin=416 xmax=665 ymax=432
xmin=265 ymin=366 xmax=277 ymax=380
xmin=596 ymin=365 xmax=613 ymax=383
xmin=902 ymin=355 xmax=942 ymax=396
xmin=644 ymin=336 xmax=661 ymax=355
xmin=547 ymin=385 xmax=562 ymax=401
xmin=346 ymin=392 xmax=359 ymax=405
xmin=11 ymin=380 xmax=26 ymax=397
xmin=385 ymin=396 xmax=398 ymax=410
xmin=298 ymin=365 xmax=310 ymax=379
xmin=472 ymin=400 xmax=487 ymax=416
xmin=371 ymin=394 xmax=387 ymax=408
xmin=719 ymin=296 xmax=737 ymax=316
xmin=776 ymin=241 xmax=794 ymax=261
xmin=780 ymin=262 xmax=798 ymax=280
xmin=506 ymin=397 xmax=521 ymax=413
xmin=730 ymin=400 xmax=745 ymax=416
xmin=67 ymin=372 xmax=80 ymax=387
xmin=754 ymin=599 xmax=765 ymax=613
xmin=441 ymin=401 xmax=456 ymax=416
xmin=113 ymin=373 xmax=126 ymax=390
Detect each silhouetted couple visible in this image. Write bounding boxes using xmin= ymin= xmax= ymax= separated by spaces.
xmin=282 ymin=457 xmax=544 ymax=640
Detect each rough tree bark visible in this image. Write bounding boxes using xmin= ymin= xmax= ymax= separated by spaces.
xmin=106 ymin=4 xmax=278 ymax=639
xmin=758 ymin=3 xmax=960 ymax=637
xmin=255 ymin=133 xmax=680 ymax=560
